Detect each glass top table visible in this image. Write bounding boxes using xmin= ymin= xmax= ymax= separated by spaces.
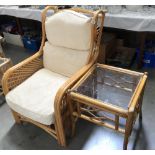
xmin=71 ymin=64 xmax=143 ymax=110
xmin=69 ymin=63 xmax=147 ymax=150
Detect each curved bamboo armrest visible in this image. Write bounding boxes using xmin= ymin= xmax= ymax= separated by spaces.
xmin=54 ymin=47 xmax=98 ymax=145
xmin=54 ymin=45 xmax=99 ymax=111
xmin=2 ymin=51 xmax=43 ymax=95
xmin=54 ymin=62 xmax=94 ymax=145
xmin=54 ymin=63 xmax=94 ymax=109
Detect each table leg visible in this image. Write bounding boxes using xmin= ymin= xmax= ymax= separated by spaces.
xmin=67 ymin=94 xmax=77 ymax=137
xmin=137 ymin=32 xmax=147 ymax=69
xmin=123 ymin=112 xmax=134 ymax=150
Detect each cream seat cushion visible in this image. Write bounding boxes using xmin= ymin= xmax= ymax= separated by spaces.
xmin=6 ymin=68 xmax=68 ymax=125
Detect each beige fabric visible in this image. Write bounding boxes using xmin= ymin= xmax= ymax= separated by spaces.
xmin=43 ymin=41 xmax=89 ymax=77
xmin=45 ymin=10 xmax=92 ymax=51
xmin=6 ymin=68 xmax=68 ymax=125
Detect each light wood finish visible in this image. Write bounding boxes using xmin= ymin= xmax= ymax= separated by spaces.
xmin=123 ymin=111 xmax=134 ymax=150
xmin=115 ymin=115 xmax=119 ymax=130
xmin=2 ymin=6 xmax=106 ymax=147
xmin=97 ymin=63 xmax=144 ymax=76
xmin=53 ymin=8 xmax=105 ymax=146
xmin=129 ymin=73 xmax=147 ymax=111
xmin=70 ymin=92 xmax=128 ymax=117
xmin=68 ymin=63 xmax=147 ymax=150
xmin=11 ymin=110 xmax=21 ymax=124
xmin=73 ymin=112 xmax=125 ymax=134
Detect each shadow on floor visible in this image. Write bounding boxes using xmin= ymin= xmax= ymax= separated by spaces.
xmin=0 ymin=119 xmax=96 ymax=150
xmin=131 ymin=119 xmax=148 ymax=150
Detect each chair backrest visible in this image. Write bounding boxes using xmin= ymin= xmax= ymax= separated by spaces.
xmin=41 ymin=7 xmax=105 ymax=77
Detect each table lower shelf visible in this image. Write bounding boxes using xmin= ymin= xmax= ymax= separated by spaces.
xmin=73 ymin=112 xmax=125 ymax=134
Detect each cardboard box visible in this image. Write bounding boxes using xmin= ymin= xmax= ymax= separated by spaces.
xmin=107 ymin=46 xmax=136 ymax=68
xmin=116 ymin=39 xmax=124 ymax=47
xmin=3 ymin=32 xmax=24 ymax=47
xmin=98 ymin=32 xmax=116 ymax=64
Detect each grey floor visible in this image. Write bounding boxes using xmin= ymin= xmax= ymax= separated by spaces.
xmin=0 ymin=43 xmax=155 ymax=150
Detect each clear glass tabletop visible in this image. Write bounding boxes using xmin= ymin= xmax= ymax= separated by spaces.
xmin=73 ymin=66 xmax=142 ymax=110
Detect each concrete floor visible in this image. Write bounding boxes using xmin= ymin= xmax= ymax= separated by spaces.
xmin=0 ymin=43 xmax=155 ymax=150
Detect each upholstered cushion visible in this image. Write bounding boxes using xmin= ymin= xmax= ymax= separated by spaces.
xmin=6 ymin=68 xmax=68 ymax=125
xmin=43 ymin=41 xmax=89 ymax=77
xmin=45 ymin=10 xmax=92 ymax=51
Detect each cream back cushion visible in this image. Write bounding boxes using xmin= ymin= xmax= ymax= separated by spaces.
xmin=43 ymin=10 xmax=93 ymax=77
xmin=43 ymin=42 xmax=89 ymax=77
xmin=45 ymin=10 xmax=92 ymax=51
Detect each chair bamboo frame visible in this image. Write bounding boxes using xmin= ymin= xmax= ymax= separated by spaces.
xmin=68 ymin=63 xmax=147 ymax=150
xmin=2 ymin=6 xmax=105 ymax=147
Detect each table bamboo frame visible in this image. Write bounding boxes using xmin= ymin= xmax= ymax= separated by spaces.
xmin=68 ymin=63 xmax=147 ymax=150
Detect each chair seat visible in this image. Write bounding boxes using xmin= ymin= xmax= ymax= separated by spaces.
xmin=6 ymin=68 xmax=68 ymax=125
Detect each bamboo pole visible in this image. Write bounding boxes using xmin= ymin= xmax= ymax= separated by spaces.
xmin=73 ymin=112 xmax=125 ymax=134
xmin=70 ymin=92 xmax=128 ymax=117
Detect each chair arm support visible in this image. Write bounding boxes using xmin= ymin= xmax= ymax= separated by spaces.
xmin=54 ymin=42 xmax=99 ymax=145
xmin=2 ymin=52 xmax=43 ymax=95
xmin=55 ymin=63 xmax=94 ymax=109
xmin=54 ymin=62 xmax=95 ymax=145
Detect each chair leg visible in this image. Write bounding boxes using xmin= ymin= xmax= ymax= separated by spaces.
xmin=71 ymin=116 xmax=77 ymax=137
xmin=11 ymin=110 xmax=21 ymax=124
xmin=54 ymin=121 xmax=66 ymax=147
xmin=123 ymin=112 xmax=134 ymax=150
xmin=57 ymin=131 xmax=66 ymax=147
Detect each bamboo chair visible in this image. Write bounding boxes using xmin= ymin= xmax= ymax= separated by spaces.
xmin=2 ymin=6 xmax=105 ymax=146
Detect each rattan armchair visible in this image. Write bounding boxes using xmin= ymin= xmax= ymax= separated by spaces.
xmin=2 ymin=6 xmax=105 ymax=146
